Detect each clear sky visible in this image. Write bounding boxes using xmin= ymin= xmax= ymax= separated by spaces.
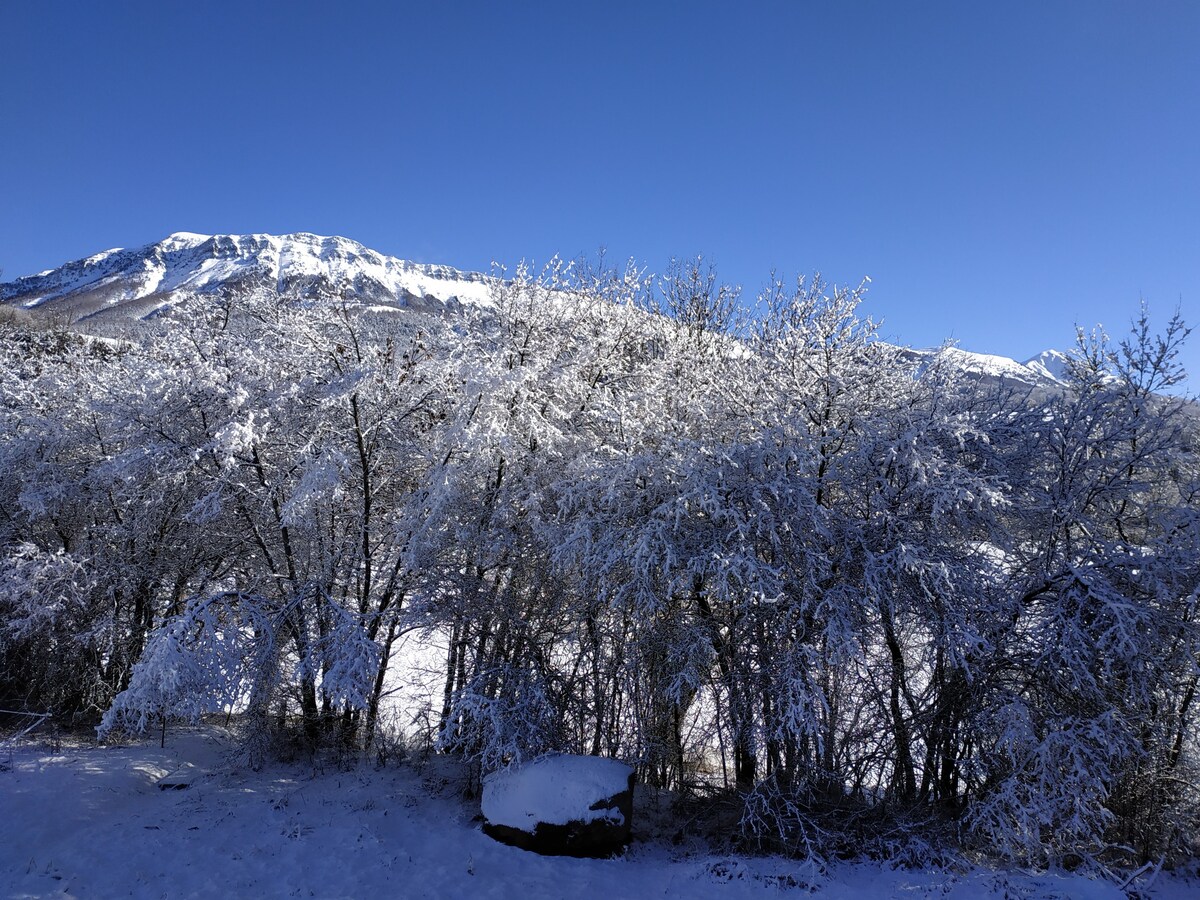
xmin=2 ymin=2 xmax=1197 ymax=378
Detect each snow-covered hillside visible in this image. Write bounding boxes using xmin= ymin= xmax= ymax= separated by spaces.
xmin=0 ymin=232 xmax=497 ymax=321
xmin=1 ymin=727 xmax=1186 ymax=900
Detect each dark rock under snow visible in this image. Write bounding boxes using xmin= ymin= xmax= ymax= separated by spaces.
xmin=480 ymin=754 xmax=635 ymax=858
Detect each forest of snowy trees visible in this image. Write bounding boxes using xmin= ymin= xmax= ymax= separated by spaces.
xmin=1 ymin=261 xmax=1197 ymax=868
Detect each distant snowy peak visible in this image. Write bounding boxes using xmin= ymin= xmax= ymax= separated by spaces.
xmin=0 ymin=232 xmax=497 ymax=322
xmin=1022 ymin=348 xmax=1072 ymax=382
xmin=909 ymin=345 xmax=1071 ymax=388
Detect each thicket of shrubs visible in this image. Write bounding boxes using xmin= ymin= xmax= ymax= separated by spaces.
xmin=2 ymin=261 xmax=1196 ymax=868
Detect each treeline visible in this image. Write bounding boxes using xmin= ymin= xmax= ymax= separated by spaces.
xmin=0 ymin=260 xmax=1197 ymax=866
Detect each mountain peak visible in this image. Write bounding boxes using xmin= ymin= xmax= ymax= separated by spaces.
xmin=0 ymin=232 xmax=496 ymax=321
xmin=1022 ymin=348 xmax=1072 ymax=382
xmin=906 ymin=345 xmax=1069 ymax=388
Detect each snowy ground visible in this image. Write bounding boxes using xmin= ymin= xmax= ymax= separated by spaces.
xmin=1 ymin=727 xmax=1193 ymax=899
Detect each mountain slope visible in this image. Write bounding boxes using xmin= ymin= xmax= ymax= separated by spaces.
xmin=1022 ymin=348 xmax=1072 ymax=382
xmin=0 ymin=232 xmax=497 ymax=322
xmin=905 ymin=345 xmax=1069 ymax=391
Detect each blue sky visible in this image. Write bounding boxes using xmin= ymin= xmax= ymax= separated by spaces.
xmin=2 ymin=2 xmax=1197 ymax=377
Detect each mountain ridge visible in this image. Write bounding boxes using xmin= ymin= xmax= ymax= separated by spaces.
xmin=0 ymin=232 xmax=497 ymax=322
xmin=1 ymin=232 xmax=1068 ymax=389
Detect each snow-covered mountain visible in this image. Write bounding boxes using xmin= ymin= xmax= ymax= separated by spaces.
xmin=0 ymin=232 xmax=497 ymax=322
xmin=1021 ymin=348 xmax=1072 ymax=382
xmin=905 ymin=345 xmax=1071 ymax=390
xmin=1 ymin=232 xmax=1069 ymax=389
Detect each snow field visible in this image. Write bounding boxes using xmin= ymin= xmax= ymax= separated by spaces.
xmin=1 ymin=727 xmax=1191 ymax=900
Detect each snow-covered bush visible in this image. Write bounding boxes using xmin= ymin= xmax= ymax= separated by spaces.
xmin=98 ymin=593 xmax=257 ymax=738
xmin=99 ymin=586 xmax=380 ymax=756
xmin=438 ymin=666 xmax=562 ymax=776
xmin=738 ymin=773 xmax=826 ymax=861
xmin=0 ymin=543 xmax=101 ymax=713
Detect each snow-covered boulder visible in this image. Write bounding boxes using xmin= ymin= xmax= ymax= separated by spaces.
xmin=480 ymin=754 xmax=635 ymax=857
